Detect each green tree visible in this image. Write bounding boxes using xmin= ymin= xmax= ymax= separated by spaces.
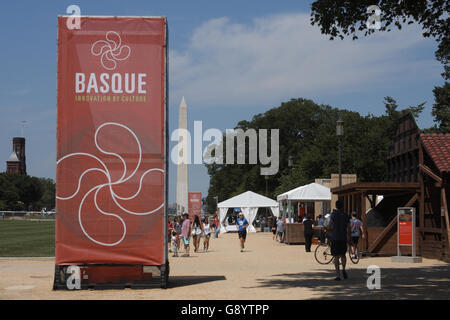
xmin=0 ymin=173 xmax=54 ymax=211
xmin=36 ymin=178 xmax=56 ymax=210
xmin=20 ymin=176 xmax=44 ymax=210
xmin=205 ymin=97 xmax=416 ymax=212
xmin=0 ymin=173 xmax=22 ymax=210
xmin=431 ymin=82 xmax=450 ymax=133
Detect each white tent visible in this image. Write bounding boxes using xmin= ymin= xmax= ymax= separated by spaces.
xmin=217 ymin=191 xmax=279 ymax=233
xmin=277 ymin=183 xmax=331 ymax=201
xmin=277 ymin=183 xmax=331 ymax=219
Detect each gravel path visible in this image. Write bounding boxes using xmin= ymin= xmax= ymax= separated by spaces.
xmin=1 ymin=232 xmax=449 ymax=300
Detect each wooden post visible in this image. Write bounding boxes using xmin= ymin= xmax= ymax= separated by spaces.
xmin=356 ymin=194 xmax=361 ymax=218
xmin=441 ymin=190 xmax=446 ymax=260
xmin=361 ymin=192 xmax=367 ymax=251
xmin=347 ymin=195 xmax=351 ymax=214
xmin=442 ymin=187 xmax=450 ymax=258
xmin=351 ymin=194 xmax=353 ymax=213
xmin=344 ymin=195 xmax=347 ymax=213
xmin=418 ymin=142 xmax=424 ymax=254
xmin=348 ymin=194 xmax=351 ymax=213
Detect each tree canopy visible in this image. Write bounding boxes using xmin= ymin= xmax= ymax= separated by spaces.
xmin=0 ymin=173 xmax=55 ymax=211
xmin=431 ymin=82 xmax=450 ymax=133
xmin=205 ymin=97 xmax=425 ymax=213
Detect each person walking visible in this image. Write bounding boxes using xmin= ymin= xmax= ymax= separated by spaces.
xmin=191 ymin=215 xmax=204 ymax=253
xmin=349 ymin=212 xmax=364 ymax=259
xmin=303 ymin=214 xmax=314 ymax=252
xmin=276 ymin=216 xmax=284 ymax=242
xmin=180 ymin=213 xmax=192 ymax=257
xmin=171 ymin=230 xmax=179 ymax=257
xmin=324 ymin=211 xmax=331 ymax=227
xmin=235 ymin=212 xmax=249 ymax=252
xmin=271 ymin=217 xmax=277 ymax=240
xmin=213 ymin=215 xmax=220 ymax=238
xmin=323 ymin=211 xmax=332 ymax=244
xmin=328 ymin=200 xmax=350 ymax=281
xmin=174 ymin=216 xmax=183 ymax=252
xmin=317 ymin=215 xmax=324 ymax=226
xmin=203 ymin=217 xmax=212 ymax=252
xmin=317 ymin=214 xmax=325 ymax=243
xmin=210 ymin=215 xmax=216 ymax=236
xmin=168 ymin=218 xmax=174 ymax=253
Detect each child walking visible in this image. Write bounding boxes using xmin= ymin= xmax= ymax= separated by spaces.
xmin=171 ymin=231 xmax=179 ymax=257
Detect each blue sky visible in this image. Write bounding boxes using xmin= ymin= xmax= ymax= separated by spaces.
xmin=0 ymin=1 xmax=445 ymax=205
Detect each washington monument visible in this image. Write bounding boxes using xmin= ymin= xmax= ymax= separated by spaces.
xmin=176 ymin=96 xmax=188 ymax=215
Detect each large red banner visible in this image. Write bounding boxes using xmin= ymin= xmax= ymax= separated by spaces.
xmin=188 ymin=192 xmax=202 ymax=219
xmin=56 ymin=17 xmax=167 ymax=266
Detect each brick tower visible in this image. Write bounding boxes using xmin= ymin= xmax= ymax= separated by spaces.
xmin=6 ymin=137 xmax=26 ymax=175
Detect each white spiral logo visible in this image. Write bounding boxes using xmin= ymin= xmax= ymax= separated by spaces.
xmin=57 ymin=122 xmax=164 ymax=246
xmin=91 ymin=31 xmax=131 ymax=70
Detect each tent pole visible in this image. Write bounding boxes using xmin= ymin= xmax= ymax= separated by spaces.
xmin=289 ymin=201 xmax=293 ymax=221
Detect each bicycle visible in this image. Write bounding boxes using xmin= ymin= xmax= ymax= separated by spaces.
xmin=314 ymin=240 xmax=360 ymax=264
xmin=348 ymin=241 xmax=361 ymax=264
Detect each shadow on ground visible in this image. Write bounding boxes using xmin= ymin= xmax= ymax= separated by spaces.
xmin=168 ymin=275 xmax=226 ymax=289
xmin=243 ymin=265 xmax=450 ymax=299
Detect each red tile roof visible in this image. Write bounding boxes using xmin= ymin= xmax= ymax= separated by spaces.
xmin=420 ymin=133 xmax=450 ymax=173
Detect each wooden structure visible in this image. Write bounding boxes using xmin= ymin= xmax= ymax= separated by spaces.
xmin=283 ymin=223 xmax=305 ymax=244
xmin=418 ymin=133 xmax=450 ymax=261
xmin=386 ymin=111 xmax=420 ymax=182
xmin=331 ymin=111 xmax=449 ymax=261
xmin=331 ymin=182 xmax=419 ymax=253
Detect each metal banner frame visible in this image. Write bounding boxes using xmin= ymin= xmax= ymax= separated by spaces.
xmin=392 ymin=207 xmax=422 ymax=263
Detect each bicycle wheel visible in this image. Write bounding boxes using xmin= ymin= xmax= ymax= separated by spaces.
xmin=348 ymin=245 xmax=360 ymax=264
xmin=314 ymin=243 xmax=334 ymax=265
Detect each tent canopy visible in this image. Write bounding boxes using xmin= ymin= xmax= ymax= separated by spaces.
xmin=218 ymin=191 xmax=278 ymax=208
xmin=277 ymin=182 xmax=331 ymax=202
xmin=217 ymin=191 xmax=279 ymax=233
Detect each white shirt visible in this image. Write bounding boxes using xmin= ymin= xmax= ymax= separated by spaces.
xmin=203 ymin=223 xmax=211 ymax=235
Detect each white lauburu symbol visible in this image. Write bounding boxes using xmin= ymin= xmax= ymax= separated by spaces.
xmin=56 ymin=122 xmax=164 ymax=246
xmin=91 ymin=31 xmax=131 ymax=70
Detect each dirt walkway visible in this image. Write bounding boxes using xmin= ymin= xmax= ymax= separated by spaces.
xmin=1 ymin=232 xmax=449 ymax=300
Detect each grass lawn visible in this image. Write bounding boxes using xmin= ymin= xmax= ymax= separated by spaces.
xmin=0 ymin=220 xmax=55 ymax=257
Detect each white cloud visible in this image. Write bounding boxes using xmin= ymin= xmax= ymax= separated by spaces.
xmin=169 ymin=13 xmax=439 ymax=108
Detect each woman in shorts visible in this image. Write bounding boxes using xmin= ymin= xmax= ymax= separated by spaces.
xmin=191 ymin=215 xmax=204 ymax=253
xmin=202 ymin=217 xmax=212 ymax=252
xmin=180 ymin=213 xmax=192 ymax=257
